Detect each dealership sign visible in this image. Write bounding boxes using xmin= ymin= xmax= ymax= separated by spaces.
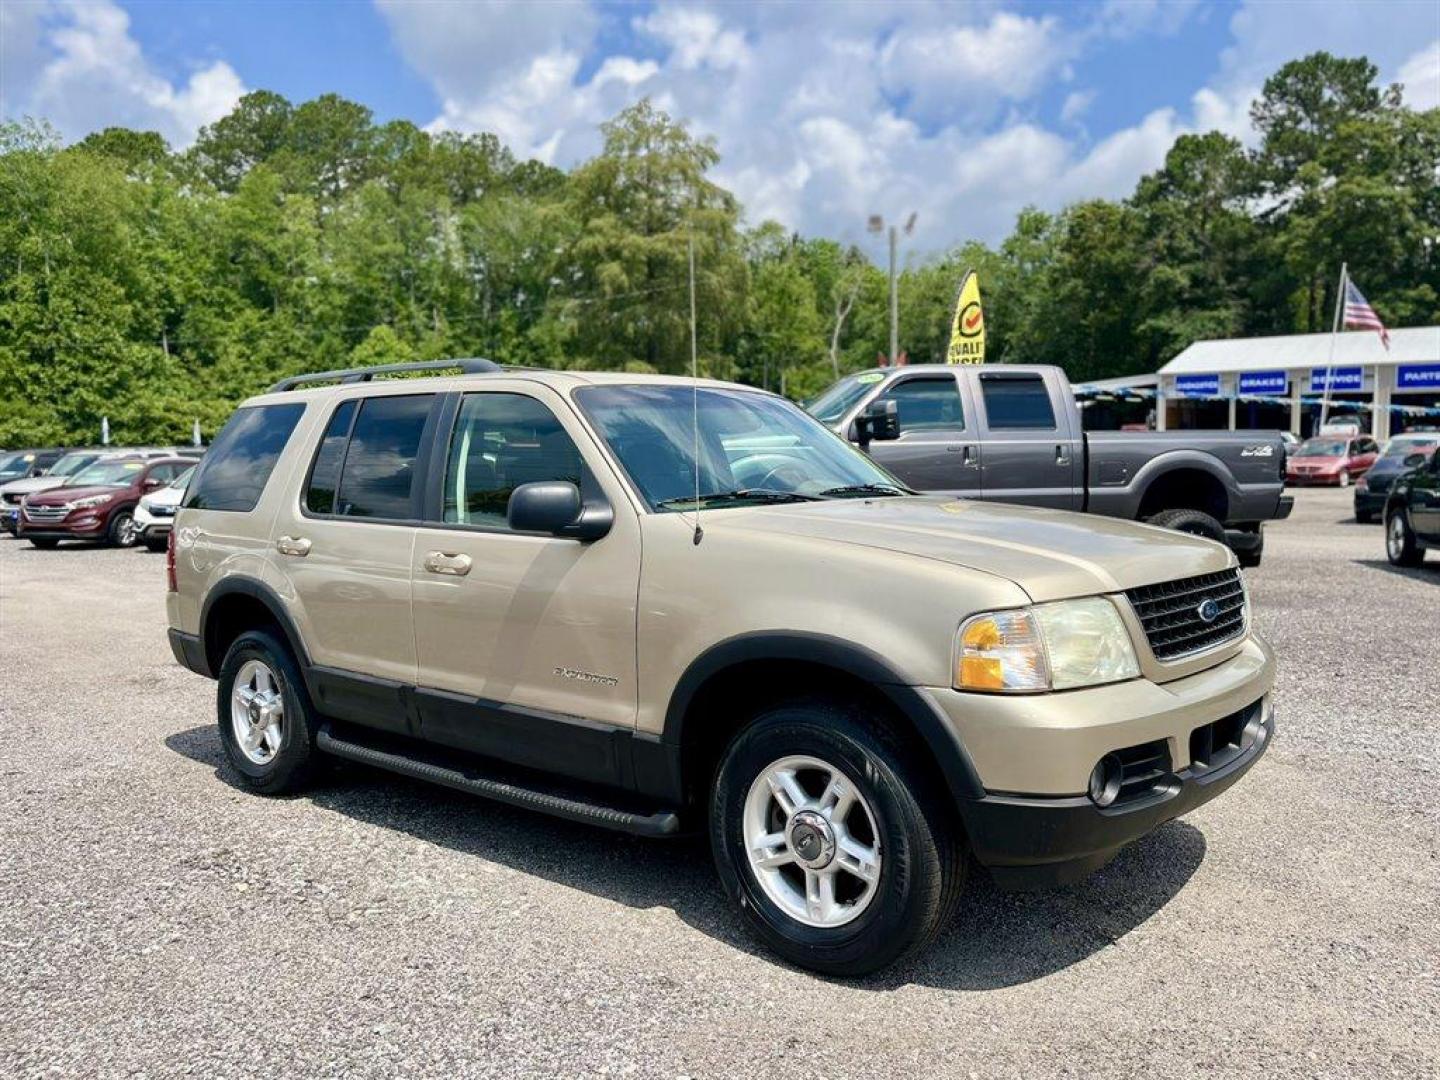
xmin=1175 ymin=374 xmax=1221 ymax=398
xmin=1397 ymin=363 xmax=1440 ymax=390
xmin=1238 ymin=370 xmax=1287 ymax=396
xmin=1310 ymin=367 xmax=1363 ymax=392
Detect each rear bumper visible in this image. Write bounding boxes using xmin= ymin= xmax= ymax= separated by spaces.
xmin=1274 ymin=494 xmax=1293 ymax=520
xmin=168 ymin=628 xmax=211 ymax=677
xmin=1353 ymin=490 xmax=1388 ymax=515
xmin=966 ymin=699 xmax=1273 ymax=889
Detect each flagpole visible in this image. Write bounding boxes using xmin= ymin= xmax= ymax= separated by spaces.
xmin=1319 ymin=262 xmax=1347 ymax=432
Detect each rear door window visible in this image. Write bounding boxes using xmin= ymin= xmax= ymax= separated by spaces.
xmin=331 ymin=395 xmax=434 ymax=520
xmin=185 ymin=403 xmax=305 ymax=512
xmin=979 ymin=374 xmax=1057 ymax=430
xmin=304 ymin=400 xmax=358 ymax=515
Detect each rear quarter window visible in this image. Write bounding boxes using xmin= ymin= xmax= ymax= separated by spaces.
xmin=184 ymin=403 xmax=305 ymax=512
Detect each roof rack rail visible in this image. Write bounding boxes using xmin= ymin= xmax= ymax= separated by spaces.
xmin=268 ymin=357 xmax=502 ymax=393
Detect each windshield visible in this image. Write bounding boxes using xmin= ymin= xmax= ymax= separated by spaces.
xmin=1382 ymin=435 xmax=1438 ymax=457
xmin=48 ymin=452 xmax=101 ymax=477
xmin=1296 ymin=439 xmax=1347 ymax=457
xmin=806 ymin=372 xmax=887 ymax=425
xmin=0 ymin=452 xmax=38 ymax=481
xmin=169 ymin=465 xmax=196 ymax=489
xmin=66 ymin=459 xmax=145 ymax=487
xmin=577 ymin=385 xmax=905 ymax=511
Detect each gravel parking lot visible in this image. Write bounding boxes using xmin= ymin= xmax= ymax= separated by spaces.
xmin=2 ymin=486 xmax=1437 ymax=1079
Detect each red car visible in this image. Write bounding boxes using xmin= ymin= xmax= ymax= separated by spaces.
xmin=1285 ymin=435 xmax=1379 ymax=487
xmin=18 ymin=456 xmax=194 ymax=548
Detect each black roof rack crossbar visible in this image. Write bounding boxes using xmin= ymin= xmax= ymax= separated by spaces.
xmin=268 ymin=358 xmax=502 ymax=392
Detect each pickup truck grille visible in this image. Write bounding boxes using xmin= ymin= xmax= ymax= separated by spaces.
xmin=1126 ymin=569 xmax=1246 ymax=661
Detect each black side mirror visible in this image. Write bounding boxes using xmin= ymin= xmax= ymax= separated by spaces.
xmin=855 ymin=399 xmax=901 ymax=452
xmin=507 ymin=481 xmax=612 ymax=541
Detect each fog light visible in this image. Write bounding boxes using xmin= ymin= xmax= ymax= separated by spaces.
xmin=1088 ymin=754 xmax=1124 ymax=807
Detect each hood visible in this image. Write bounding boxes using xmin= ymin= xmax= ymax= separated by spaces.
xmin=714 ymin=496 xmax=1234 ymax=602
xmin=1 ymin=476 xmax=68 ymax=497
xmin=142 ymin=484 xmax=185 ymax=509
xmin=26 ymin=484 xmax=126 ymax=506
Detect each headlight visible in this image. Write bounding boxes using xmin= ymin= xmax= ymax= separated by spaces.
xmin=956 ymin=597 xmax=1140 ymax=693
xmin=70 ymin=494 xmax=109 ymax=509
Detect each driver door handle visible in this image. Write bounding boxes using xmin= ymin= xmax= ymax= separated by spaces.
xmin=276 ymin=535 xmax=311 ymax=557
xmin=962 ymin=445 xmax=980 ymax=468
xmin=424 ymin=551 xmax=472 ymax=576
xmin=1055 ymin=444 xmax=1071 ymax=466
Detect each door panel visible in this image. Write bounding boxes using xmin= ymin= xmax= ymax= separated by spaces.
xmin=267 ymin=392 xmax=435 ymax=712
xmin=411 ymin=387 xmax=641 ymax=750
xmin=860 ymin=373 xmax=982 ymax=495
xmin=1412 ymin=459 xmax=1440 ymax=536
xmin=973 ymin=370 xmax=1082 ymax=510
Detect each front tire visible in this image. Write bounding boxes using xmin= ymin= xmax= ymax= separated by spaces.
xmin=107 ymin=509 xmax=138 ymax=547
xmin=1385 ymin=508 xmax=1424 ymax=567
xmin=216 ymin=630 xmax=319 ymax=794
xmin=710 ymin=700 xmax=965 ymax=977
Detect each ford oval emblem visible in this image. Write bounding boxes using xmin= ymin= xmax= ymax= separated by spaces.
xmin=1196 ymin=598 xmax=1221 ymax=624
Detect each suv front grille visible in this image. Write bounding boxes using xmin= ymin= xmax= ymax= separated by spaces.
xmin=1126 ymin=569 xmax=1246 ymax=661
xmin=22 ymin=504 xmax=69 ymax=522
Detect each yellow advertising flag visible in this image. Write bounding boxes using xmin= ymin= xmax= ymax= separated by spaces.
xmin=945 ymin=270 xmax=985 ymax=365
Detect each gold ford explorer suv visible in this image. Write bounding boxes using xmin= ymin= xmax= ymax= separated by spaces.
xmin=166 ymin=359 xmax=1275 ymax=976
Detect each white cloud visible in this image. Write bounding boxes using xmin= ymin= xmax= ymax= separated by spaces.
xmin=880 ymin=12 xmax=1074 ymax=126
xmin=1061 ymin=89 xmax=1097 ymax=126
xmin=1395 ymin=40 xmax=1439 ymax=110
xmin=4 ymin=0 xmax=243 ymax=147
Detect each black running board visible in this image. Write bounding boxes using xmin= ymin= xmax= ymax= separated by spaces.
xmin=316 ymin=727 xmax=681 ymax=837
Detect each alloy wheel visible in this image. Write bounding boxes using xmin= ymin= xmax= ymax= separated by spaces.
xmin=742 ymin=754 xmax=882 ymax=928
xmin=230 ymin=659 xmax=285 ymax=765
xmin=1387 ymin=514 xmax=1405 ymax=560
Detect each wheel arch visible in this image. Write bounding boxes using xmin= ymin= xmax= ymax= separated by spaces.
xmin=199 ymin=576 xmax=312 ymax=683
xmin=662 ymin=632 xmax=986 ymax=815
xmin=1134 ymin=456 xmax=1233 ymax=522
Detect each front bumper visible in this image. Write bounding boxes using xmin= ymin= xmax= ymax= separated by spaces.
xmin=929 ymin=635 xmax=1276 ymax=887
xmin=966 ymin=698 xmax=1272 ymax=889
xmin=1287 ymin=472 xmax=1342 ymax=486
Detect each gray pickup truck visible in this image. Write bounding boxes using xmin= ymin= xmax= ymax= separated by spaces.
xmin=807 ymin=364 xmax=1292 ymax=566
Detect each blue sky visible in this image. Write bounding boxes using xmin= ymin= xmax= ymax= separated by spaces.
xmin=3 ymin=1 xmax=1437 ymax=255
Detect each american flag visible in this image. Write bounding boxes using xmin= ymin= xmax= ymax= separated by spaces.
xmin=1343 ymin=279 xmax=1390 ymax=349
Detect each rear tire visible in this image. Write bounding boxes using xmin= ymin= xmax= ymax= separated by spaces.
xmin=1385 ymin=508 xmax=1424 ymax=567
xmin=216 ymin=630 xmax=319 ymax=795
xmin=710 ymin=699 xmax=965 ymax=977
xmin=1145 ymin=508 xmax=1227 ymax=545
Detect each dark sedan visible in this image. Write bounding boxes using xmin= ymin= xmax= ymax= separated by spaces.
xmin=1355 ymin=437 xmax=1440 ymax=522
xmin=1385 ymin=446 xmax=1440 ymax=566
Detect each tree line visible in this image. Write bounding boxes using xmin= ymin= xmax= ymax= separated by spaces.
xmin=0 ymin=51 xmax=1435 ymax=446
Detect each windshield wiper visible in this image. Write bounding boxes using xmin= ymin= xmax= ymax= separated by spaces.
xmin=817 ymin=483 xmax=908 ymax=497
xmin=656 ymin=488 xmax=822 ymax=509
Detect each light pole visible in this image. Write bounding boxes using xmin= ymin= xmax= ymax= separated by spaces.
xmin=868 ymin=212 xmax=917 ymax=364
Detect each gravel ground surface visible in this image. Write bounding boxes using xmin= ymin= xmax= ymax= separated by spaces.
xmin=1 ymin=486 xmax=1437 ymax=1079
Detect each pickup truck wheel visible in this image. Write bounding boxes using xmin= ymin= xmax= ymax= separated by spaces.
xmin=1385 ymin=510 xmax=1424 ymax=567
xmin=216 ymin=630 xmax=318 ymax=795
xmin=710 ymin=701 xmax=965 ymax=977
xmin=1145 ymin=508 xmax=1226 ymax=544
